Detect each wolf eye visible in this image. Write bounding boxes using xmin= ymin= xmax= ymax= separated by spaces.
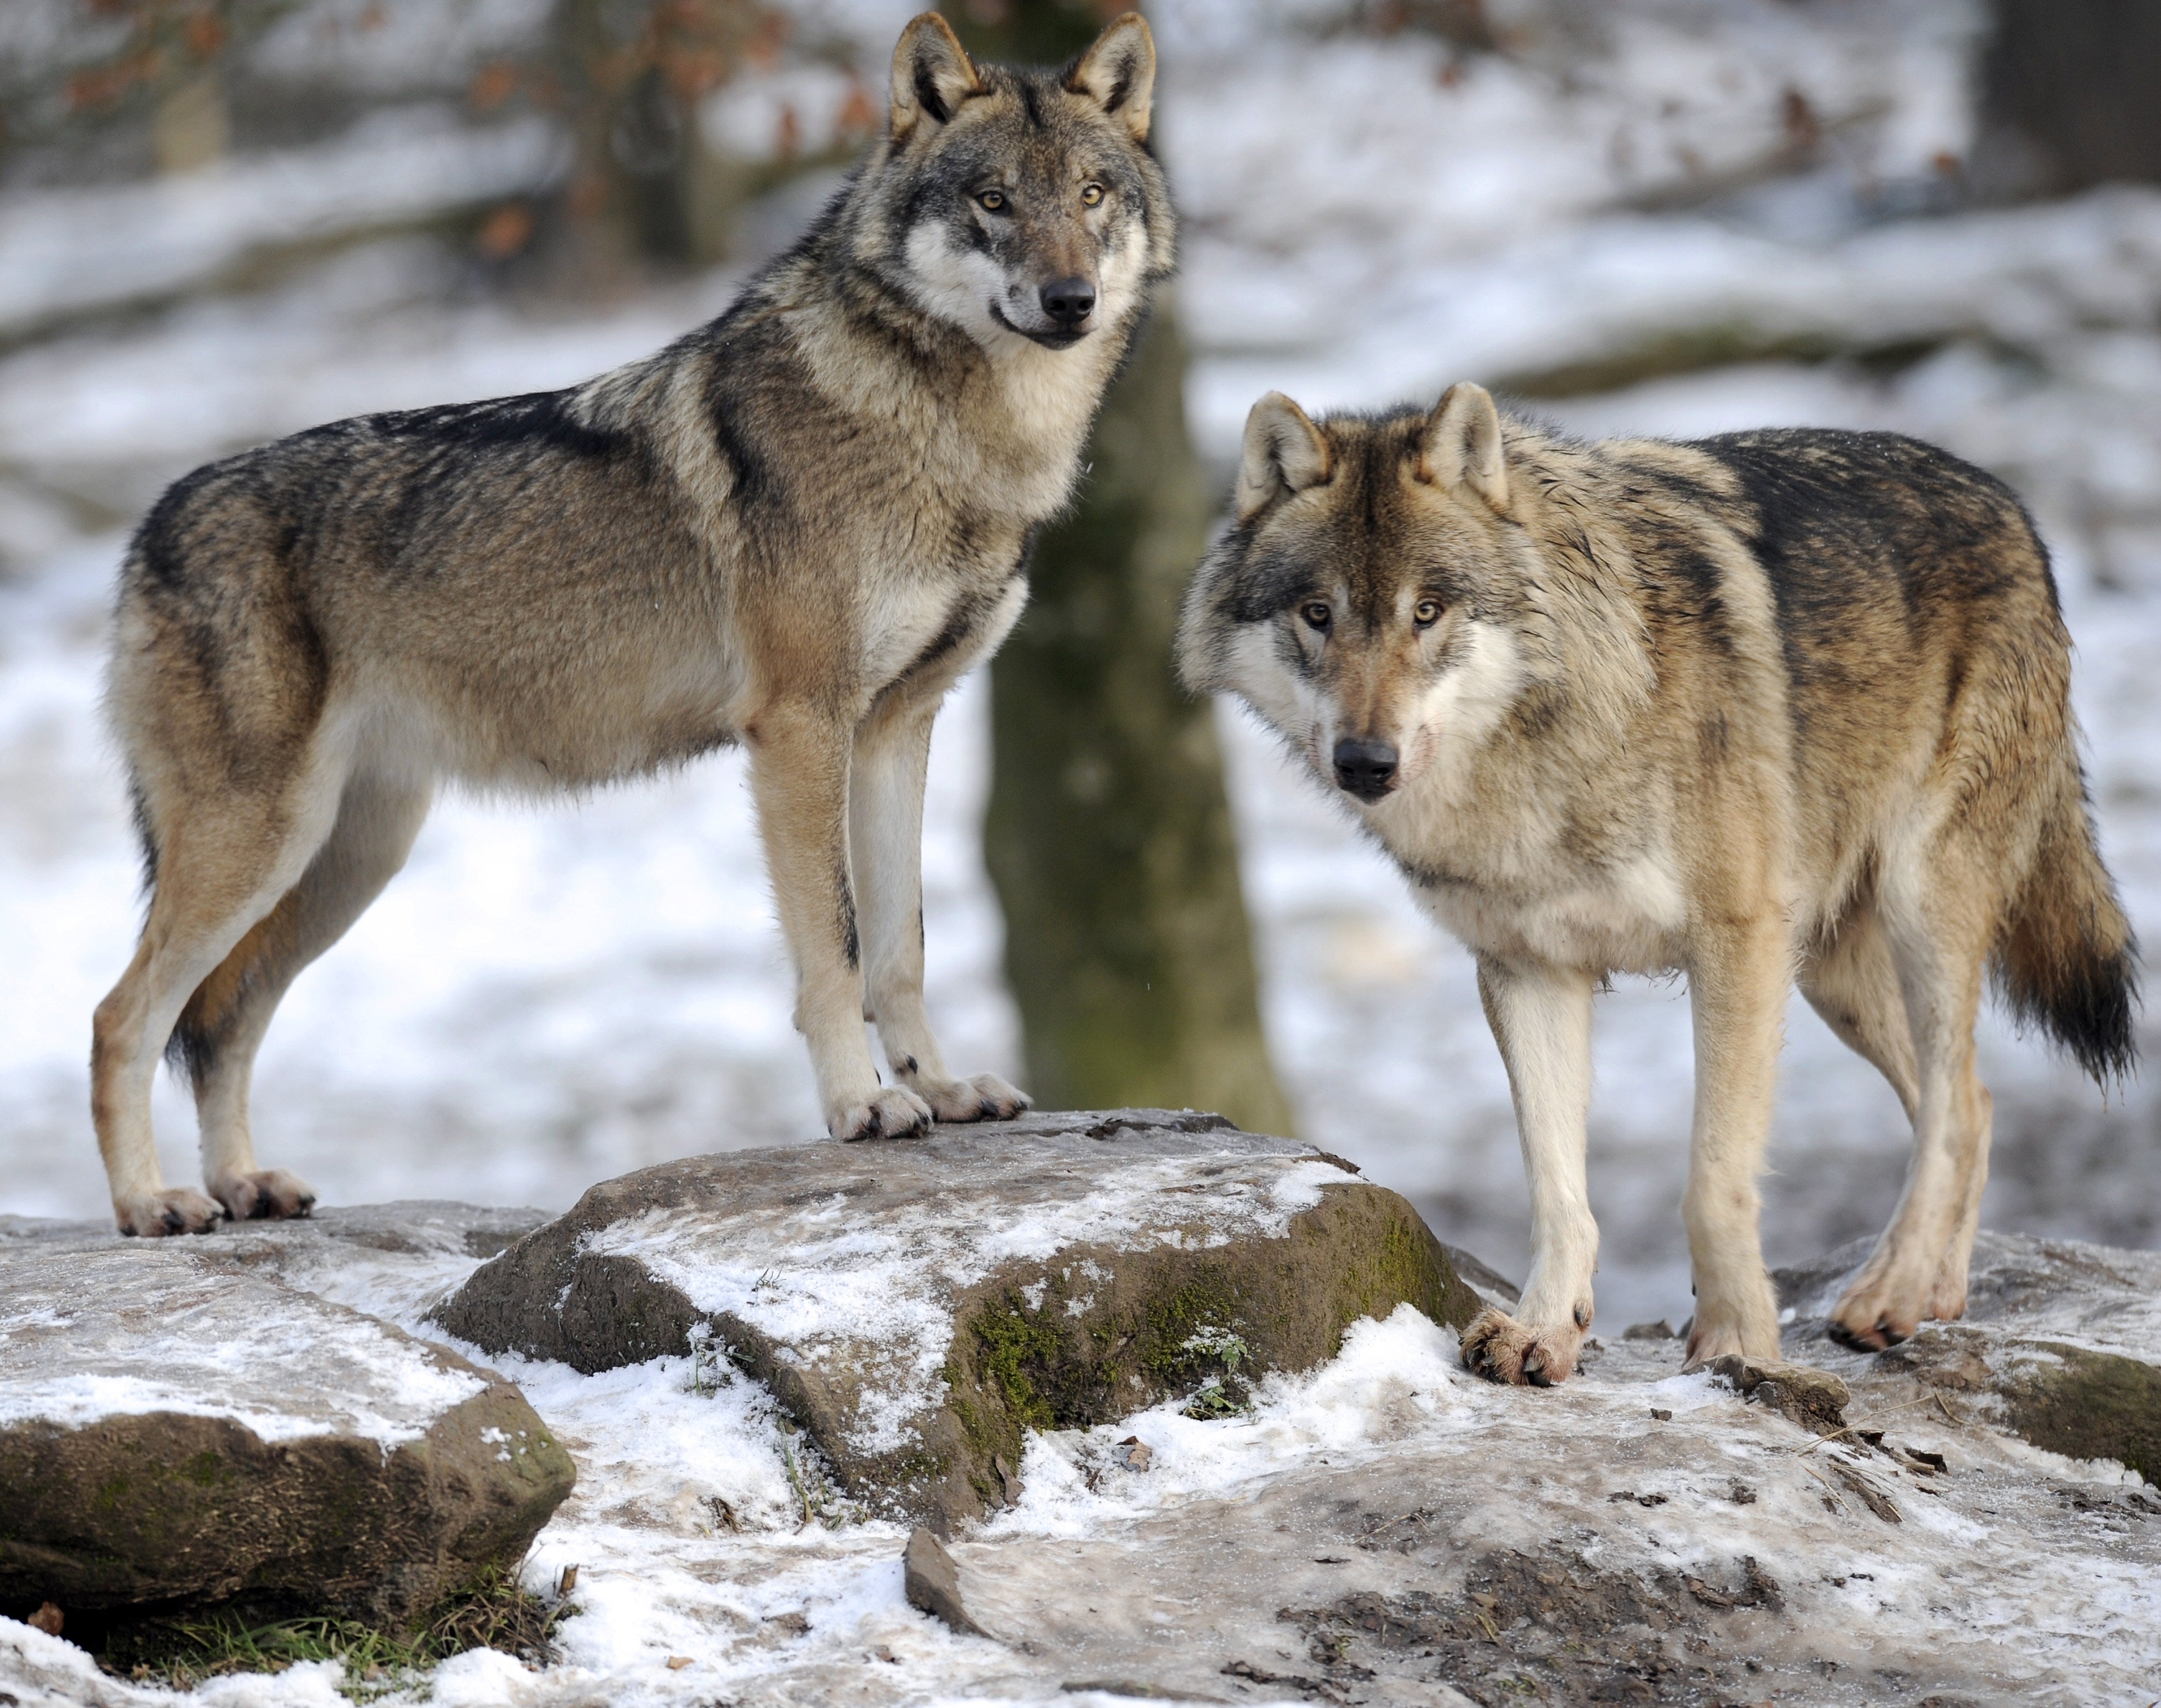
xmin=1299 ymin=602 xmax=1331 ymax=632
xmin=976 ymin=189 xmax=1006 ymax=212
xmin=1080 ymin=183 xmax=1104 ymax=207
xmin=1414 ymin=598 xmax=1442 ymax=628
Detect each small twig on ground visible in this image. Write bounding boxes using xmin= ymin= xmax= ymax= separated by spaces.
xmin=783 ymin=1443 xmax=815 ymax=1530
xmin=1790 ymin=1395 xmax=1937 ymax=1457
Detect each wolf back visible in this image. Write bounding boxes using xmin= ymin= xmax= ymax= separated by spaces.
xmin=94 ymin=13 xmax=1173 ymax=1236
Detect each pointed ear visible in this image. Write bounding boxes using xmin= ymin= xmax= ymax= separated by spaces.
xmin=890 ymin=12 xmax=982 ymax=142
xmin=1065 ymin=13 xmax=1156 ymax=144
xmin=1418 ymin=382 xmax=1509 ymax=512
xmin=1236 ymin=392 xmax=1332 ymax=522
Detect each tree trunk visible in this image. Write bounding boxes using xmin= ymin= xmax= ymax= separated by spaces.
xmin=982 ymin=301 xmax=1293 ymax=1133
xmin=948 ymin=1 xmax=1290 ymax=1132
xmin=1980 ymin=0 xmax=2161 ymax=196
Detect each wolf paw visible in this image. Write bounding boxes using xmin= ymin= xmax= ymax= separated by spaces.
xmin=1826 ymin=1278 xmax=1922 ymax=1352
xmin=1826 ymin=1250 xmax=1938 ymax=1352
xmin=1682 ymin=1280 xmax=1780 ymax=1370
xmin=914 ymin=1072 xmax=1031 ymax=1124
xmin=1682 ymin=1313 xmax=1778 ymax=1371
xmin=209 ymin=1169 xmax=316 ymax=1222
xmin=1460 ymin=1305 xmax=1584 ymax=1387
xmin=831 ymin=1086 xmax=934 ymax=1143
xmin=115 ymin=1188 xmax=226 ymax=1238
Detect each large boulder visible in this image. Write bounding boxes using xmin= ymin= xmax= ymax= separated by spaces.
xmin=1776 ymin=1230 xmax=2161 ymax=1478
xmin=433 ymin=1109 xmax=1482 ymax=1530
xmin=0 ymin=1237 xmax=572 ymax=1623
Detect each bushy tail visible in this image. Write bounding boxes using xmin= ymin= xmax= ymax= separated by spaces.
xmin=1995 ymin=777 xmax=2139 ymax=1086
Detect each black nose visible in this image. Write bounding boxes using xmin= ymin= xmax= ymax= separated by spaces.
xmin=1333 ymin=736 xmax=1399 ymax=799
xmin=1039 ymin=276 xmax=1095 ymax=327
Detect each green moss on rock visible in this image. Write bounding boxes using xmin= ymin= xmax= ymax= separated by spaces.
xmin=1998 ymin=1341 xmax=2161 ymax=1481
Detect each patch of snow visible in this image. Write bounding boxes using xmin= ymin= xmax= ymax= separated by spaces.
xmin=0 ymin=1249 xmax=485 ymax=1448
xmin=0 ymin=109 xmax=561 ymax=341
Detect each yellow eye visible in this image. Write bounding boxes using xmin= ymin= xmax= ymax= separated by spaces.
xmin=1080 ymin=182 xmax=1104 ymax=207
xmin=977 ymin=189 xmax=1006 ymax=211
xmin=1300 ymin=602 xmax=1331 ymax=632
xmin=1414 ymin=598 xmax=1442 ymax=628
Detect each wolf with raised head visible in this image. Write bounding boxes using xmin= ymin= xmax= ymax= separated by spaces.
xmin=93 ymin=12 xmax=1172 ymax=1235
xmin=1179 ymin=381 xmax=2136 ymax=1381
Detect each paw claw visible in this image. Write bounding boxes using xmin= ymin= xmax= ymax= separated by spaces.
xmin=1826 ymin=1315 xmax=1906 ymax=1354
xmin=209 ymin=1170 xmax=316 ymax=1223
xmin=908 ymin=1072 xmax=1030 ymax=1125
xmin=117 ymin=1188 xmax=225 ymax=1238
xmin=832 ymin=1086 xmax=935 ymax=1142
xmin=1460 ymin=1305 xmax=1582 ymax=1387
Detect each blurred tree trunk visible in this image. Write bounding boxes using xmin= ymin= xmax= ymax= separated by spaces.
xmin=552 ymin=0 xmax=695 ymax=280
xmin=549 ymin=0 xmax=774 ymax=280
xmin=151 ymin=71 xmax=228 ymax=176
xmin=949 ymin=2 xmax=1293 ymax=1133
xmin=1981 ymin=0 xmax=2161 ymax=195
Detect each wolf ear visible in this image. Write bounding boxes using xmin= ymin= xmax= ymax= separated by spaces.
xmin=890 ymin=13 xmax=982 ymax=142
xmin=1236 ymin=392 xmax=1332 ymax=522
xmin=1066 ymin=13 xmax=1156 ymax=144
xmin=1418 ymin=382 xmax=1510 ymax=512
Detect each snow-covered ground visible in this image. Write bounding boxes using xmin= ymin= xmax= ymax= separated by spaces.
xmin=3 ymin=0 xmax=2157 ymax=1377
xmin=11 ymin=1222 xmax=2159 ymax=1706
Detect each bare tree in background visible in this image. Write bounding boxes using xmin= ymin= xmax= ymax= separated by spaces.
xmin=547 ymin=0 xmax=782 ymax=277
xmin=945 ymin=0 xmax=1292 ymax=1132
xmin=1981 ymin=0 xmax=2161 ymax=196
xmin=0 ymin=0 xmax=295 ymax=173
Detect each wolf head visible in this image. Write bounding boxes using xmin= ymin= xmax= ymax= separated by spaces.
xmin=1178 ymin=383 xmax=1558 ymax=808
xmin=849 ymin=13 xmax=1174 ymax=352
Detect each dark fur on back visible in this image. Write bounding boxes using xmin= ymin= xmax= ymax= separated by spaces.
xmin=1699 ymin=429 xmax=2138 ymax=1085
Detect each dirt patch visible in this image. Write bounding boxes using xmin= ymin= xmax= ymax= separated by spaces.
xmin=1271 ymin=1547 xmax=1796 ymax=1706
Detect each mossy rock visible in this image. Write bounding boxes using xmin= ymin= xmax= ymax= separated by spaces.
xmin=936 ymin=1186 xmax=1476 ymax=1515
xmin=1995 ymin=1341 xmax=2161 ymax=1480
xmin=434 ymin=1109 xmax=1483 ymax=1531
xmin=0 ymin=1245 xmax=573 ymax=1622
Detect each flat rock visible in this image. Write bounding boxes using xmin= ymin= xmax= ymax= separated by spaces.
xmin=1777 ymin=1230 xmax=2161 ymax=1478
xmin=0 ymin=1237 xmax=573 ymax=1622
xmin=1705 ymin=1354 xmax=1851 ymax=1435
xmin=433 ymin=1109 xmax=1482 ymax=1529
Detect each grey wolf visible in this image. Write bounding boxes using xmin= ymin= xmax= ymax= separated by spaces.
xmin=92 ymin=12 xmax=1173 ymax=1235
xmin=1177 ymin=381 xmax=2136 ymax=1381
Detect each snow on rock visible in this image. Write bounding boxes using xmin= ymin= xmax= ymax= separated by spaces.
xmin=5 ymin=1207 xmax=2155 ymax=1704
xmin=944 ymin=1309 xmax=2161 ymax=1705
xmin=432 ymin=1109 xmax=1484 ymax=1530
xmin=0 ymin=1219 xmax=573 ymax=1620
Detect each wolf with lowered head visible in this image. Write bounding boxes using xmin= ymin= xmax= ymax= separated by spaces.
xmin=1179 ymin=382 xmax=2136 ymax=1382
xmin=94 ymin=13 xmax=1172 ymax=1236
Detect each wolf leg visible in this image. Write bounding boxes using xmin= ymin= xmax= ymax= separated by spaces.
xmin=849 ymin=697 xmax=1028 ymax=1123
xmin=1800 ymin=900 xmax=1983 ymax=1321
xmin=182 ymin=768 xmax=432 ymax=1220
xmin=1799 ymin=898 xmax=1919 ymax=1121
xmin=1681 ymin=915 xmax=1789 ymax=1368
xmin=1828 ymin=878 xmax=1993 ymax=1350
xmin=92 ymin=757 xmax=349 ymax=1236
xmin=750 ymin=702 xmax=931 ymax=1141
xmin=1461 ymin=956 xmax=1598 ymax=1386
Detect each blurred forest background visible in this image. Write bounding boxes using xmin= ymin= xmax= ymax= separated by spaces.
xmin=2 ymin=0 xmax=2157 ymax=1322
